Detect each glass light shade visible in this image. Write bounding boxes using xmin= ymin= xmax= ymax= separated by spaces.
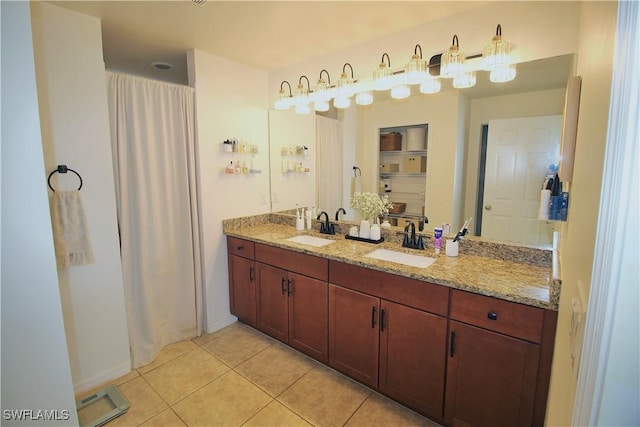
xmin=274 ymin=90 xmax=292 ymax=110
xmin=333 ymin=96 xmax=351 ymax=109
xmin=355 ymin=91 xmax=373 ymax=106
xmin=404 ymin=54 xmax=428 ymax=85
xmin=482 ymin=35 xmax=511 ymax=71
xmin=293 ymin=83 xmax=309 ymax=106
xmin=441 ymin=45 xmax=465 ymax=79
xmin=490 ymin=64 xmax=516 ymax=83
xmin=373 ymin=63 xmax=393 ymax=91
xmin=313 ymin=79 xmax=331 ymax=102
xmin=295 ymin=103 xmax=311 ymax=115
xmin=390 ymin=84 xmax=410 ymax=99
xmin=335 ymin=72 xmax=354 ymax=98
xmin=453 ymin=71 xmax=476 ymax=89
xmin=419 ymin=78 xmax=441 ymax=94
xmin=313 ymin=100 xmax=330 ymax=112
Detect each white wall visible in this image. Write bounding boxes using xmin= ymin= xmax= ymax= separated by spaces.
xmin=462 ymin=88 xmax=567 ymax=222
xmin=546 ymin=1 xmax=618 ymax=425
xmin=187 ymin=49 xmax=270 ymax=332
xmin=0 ymin=2 xmax=79 ymax=424
xmin=30 ymin=2 xmax=131 ymax=393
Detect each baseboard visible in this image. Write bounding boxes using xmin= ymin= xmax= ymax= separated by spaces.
xmin=73 ymin=359 xmax=132 ymax=395
xmin=206 ymin=315 xmax=237 ymax=334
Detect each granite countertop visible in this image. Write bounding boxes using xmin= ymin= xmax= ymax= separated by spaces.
xmin=225 ymin=222 xmax=560 ymax=311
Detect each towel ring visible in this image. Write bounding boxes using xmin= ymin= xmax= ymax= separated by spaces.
xmin=48 ymin=165 xmax=83 ymax=192
xmin=353 ymin=166 xmax=362 ymax=177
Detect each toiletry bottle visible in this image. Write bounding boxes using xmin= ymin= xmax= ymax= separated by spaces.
xmin=434 ymin=227 xmax=443 ymax=254
xmin=370 ymin=219 xmax=381 ymax=241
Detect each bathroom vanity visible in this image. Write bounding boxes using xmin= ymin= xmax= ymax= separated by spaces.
xmin=225 ymin=216 xmax=559 ymax=427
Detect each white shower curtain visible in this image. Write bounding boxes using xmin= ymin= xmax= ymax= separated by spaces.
xmin=106 ymin=72 xmax=203 ymax=368
xmin=316 ymin=116 xmax=343 ymax=215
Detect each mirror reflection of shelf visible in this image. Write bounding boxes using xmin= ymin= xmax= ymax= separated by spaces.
xmin=281 ymin=159 xmax=310 ymax=174
xmin=379 ymin=124 xmax=428 ymax=225
xmin=280 ymin=145 xmax=309 ymax=157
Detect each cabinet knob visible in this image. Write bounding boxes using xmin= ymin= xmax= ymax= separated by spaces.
xmin=487 ymin=312 xmax=498 ymax=321
xmin=236 ymin=245 xmax=244 ymax=251
xmin=484 ymin=205 xmax=492 ymax=211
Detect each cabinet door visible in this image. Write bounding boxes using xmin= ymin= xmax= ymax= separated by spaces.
xmin=228 ymin=254 xmax=256 ymax=327
xmin=288 ymin=272 xmax=328 ymax=363
xmin=379 ymin=300 xmax=447 ymax=421
xmin=256 ymin=263 xmax=288 ymax=343
xmin=328 ymin=284 xmax=379 ymax=388
xmin=445 ymin=321 xmax=540 ymax=427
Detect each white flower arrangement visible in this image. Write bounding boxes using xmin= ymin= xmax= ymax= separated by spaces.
xmin=349 ymin=192 xmax=393 ymax=220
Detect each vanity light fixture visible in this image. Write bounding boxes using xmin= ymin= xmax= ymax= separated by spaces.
xmin=482 ymin=24 xmax=516 ymax=82
xmin=294 ymin=76 xmax=312 ymax=115
xmin=405 ymin=44 xmax=428 ymax=85
xmin=440 ymin=35 xmax=466 ymax=78
xmin=355 ymin=91 xmax=374 ymax=106
xmin=313 ymin=70 xmax=332 ymax=102
xmin=390 ymin=84 xmax=411 ymax=99
xmin=313 ymin=70 xmax=332 ymax=112
xmin=373 ymin=53 xmax=394 ymax=91
xmin=452 ymin=71 xmax=476 ymax=89
xmin=334 ymin=63 xmax=355 ymax=109
xmin=419 ymin=76 xmax=441 ymax=94
xmin=274 ymin=24 xmax=517 ymax=112
xmin=274 ymin=80 xmax=293 ymax=110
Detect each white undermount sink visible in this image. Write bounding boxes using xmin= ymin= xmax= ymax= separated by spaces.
xmin=286 ymin=235 xmax=336 ymax=247
xmin=365 ymin=248 xmax=436 ymax=268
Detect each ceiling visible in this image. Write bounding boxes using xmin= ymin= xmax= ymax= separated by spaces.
xmin=51 ymin=1 xmax=493 ymax=85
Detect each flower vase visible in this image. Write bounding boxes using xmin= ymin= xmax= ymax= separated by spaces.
xmin=359 ymin=219 xmax=371 ymax=239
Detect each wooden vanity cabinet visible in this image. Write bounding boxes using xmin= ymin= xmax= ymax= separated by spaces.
xmin=445 ymin=289 xmax=557 ymax=427
xmin=255 ymin=243 xmax=329 ymax=363
xmin=227 ymin=237 xmax=257 ymax=327
xmin=329 ymin=261 xmax=449 ymax=421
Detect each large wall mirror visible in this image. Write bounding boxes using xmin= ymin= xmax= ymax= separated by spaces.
xmin=269 ymin=54 xmax=574 ymax=248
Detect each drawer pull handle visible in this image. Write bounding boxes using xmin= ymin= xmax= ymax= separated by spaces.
xmin=281 ymin=277 xmax=287 ymax=295
xmin=371 ymin=306 xmax=377 ymax=329
xmin=487 ymin=312 xmax=498 ymax=321
xmin=249 ymin=266 xmax=255 ymax=283
xmin=236 ymin=245 xmax=244 ymax=251
xmin=380 ymin=309 xmax=386 ymax=332
xmin=287 ymin=279 xmax=292 ymax=296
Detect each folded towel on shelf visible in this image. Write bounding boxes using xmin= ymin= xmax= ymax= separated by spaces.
xmin=50 ymin=190 xmax=95 ymax=269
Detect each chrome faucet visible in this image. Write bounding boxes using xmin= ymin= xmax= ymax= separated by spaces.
xmin=335 ymin=208 xmax=346 ymax=221
xmin=317 ymin=211 xmax=335 ymax=235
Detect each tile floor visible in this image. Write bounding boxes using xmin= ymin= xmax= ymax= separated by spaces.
xmin=77 ymin=322 xmax=442 ymax=427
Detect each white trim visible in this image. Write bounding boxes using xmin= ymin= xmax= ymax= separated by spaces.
xmin=572 ymin=1 xmax=639 ymax=424
xmin=73 ymin=360 xmax=132 ymax=395
xmin=206 ymin=315 xmax=238 ymax=334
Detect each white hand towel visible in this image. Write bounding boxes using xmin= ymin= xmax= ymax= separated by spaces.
xmin=50 ymin=190 xmax=95 ymax=269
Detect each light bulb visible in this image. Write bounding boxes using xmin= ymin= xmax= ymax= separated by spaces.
xmin=333 ymin=96 xmax=351 ymax=109
xmin=390 ymin=85 xmax=410 ymax=99
xmin=355 ymin=91 xmax=373 ymax=106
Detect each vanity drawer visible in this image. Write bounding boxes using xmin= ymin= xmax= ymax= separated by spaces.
xmin=255 ymin=243 xmax=328 ymax=281
xmin=227 ymin=236 xmax=255 ymax=259
xmin=329 ymin=260 xmax=449 ymax=316
xmin=450 ymin=290 xmax=544 ymax=343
